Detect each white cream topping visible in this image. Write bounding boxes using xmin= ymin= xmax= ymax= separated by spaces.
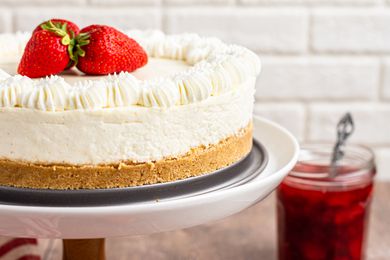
xmin=23 ymin=76 xmax=71 ymax=111
xmin=0 ymin=78 xmax=255 ymax=164
xmin=68 ymin=80 xmax=107 ymax=110
xmin=185 ymin=37 xmax=225 ymax=65
xmin=139 ymin=78 xmax=180 ymax=107
xmin=0 ymin=30 xmax=261 ymax=111
xmin=175 ymin=68 xmax=212 ymax=105
xmin=104 ymin=73 xmax=140 ymax=107
xmin=0 ymin=75 xmax=34 ymax=107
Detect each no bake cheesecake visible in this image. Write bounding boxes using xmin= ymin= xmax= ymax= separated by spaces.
xmin=0 ymin=28 xmax=260 ymax=189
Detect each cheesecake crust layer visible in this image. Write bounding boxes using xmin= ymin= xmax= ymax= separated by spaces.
xmin=0 ymin=123 xmax=252 ymax=189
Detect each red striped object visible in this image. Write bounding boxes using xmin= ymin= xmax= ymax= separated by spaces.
xmin=0 ymin=238 xmax=40 ymax=260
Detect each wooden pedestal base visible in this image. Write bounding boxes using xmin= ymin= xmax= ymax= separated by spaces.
xmin=62 ymin=238 xmax=105 ymax=260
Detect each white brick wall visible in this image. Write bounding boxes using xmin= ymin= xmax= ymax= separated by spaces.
xmin=0 ymin=9 xmax=12 ymax=33
xmin=239 ymin=0 xmax=381 ymax=5
xmin=91 ymin=0 xmax=160 ymax=5
xmin=165 ymin=0 xmax=234 ymax=5
xmin=0 ymin=0 xmax=389 ymax=180
xmin=309 ymin=103 xmax=390 ymax=145
xmin=15 ymin=7 xmax=161 ymax=31
xmin=0 ymin=0 xmax=86 ymax=5
xmin=254 ymin=102 xmax=306 ymax=140
xmin=384 ymin=59 xmax=390 ymax=100
xmin=375 ymin=148 xmax=390 ymax=180
xmin=256 ymin=57 xmax=379 ymax=100
xmin=312 ymin=9 xmax=390 ymax=53
xmin=165 ymin=8 xmax=308 ymax=53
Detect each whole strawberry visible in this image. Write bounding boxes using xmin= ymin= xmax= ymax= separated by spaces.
xmin=18 ymin=21 xmax=75 ymax=78
xmin=33 ymin=18 xmax=80 ymax=37
xmin=76 ymin=25 xmax=148 ymax=75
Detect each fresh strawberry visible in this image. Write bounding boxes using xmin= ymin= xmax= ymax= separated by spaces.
xmin=33 ymin=18 xmax=80 ymax=37
xmin=75 ymin=25 xmax=148 ymax=75
xmin=33 ymin=19 xmax=80 ymax=69
xmin=18 ymin=21 xmax=75 ymax=78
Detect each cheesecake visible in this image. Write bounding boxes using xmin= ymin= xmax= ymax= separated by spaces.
xmin=0 ymin=30 xmax=261 ymax=189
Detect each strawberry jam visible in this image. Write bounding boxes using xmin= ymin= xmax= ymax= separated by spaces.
xmin=277 ymin=144 xmax=375 ymax=260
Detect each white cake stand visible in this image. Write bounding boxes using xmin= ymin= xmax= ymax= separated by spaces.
xmin=0 ymin=116 xmax=299 ymax=259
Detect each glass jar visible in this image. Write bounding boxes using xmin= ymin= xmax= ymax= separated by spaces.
xmin=277 ymin=144 xmax=376 ymax=260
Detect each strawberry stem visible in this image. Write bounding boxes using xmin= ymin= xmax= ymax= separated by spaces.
xmin=41 ymin=20 xmax=68 ymax=38
xmin=41 ymin=20 xmax=83 ymax=66
xmin=40 ymin=20 xmax=91 ymax=66
xmin=61 ymin=34 xmax=71 ymax=45
xmin=70 ymin=33 xmax=90 ymax=65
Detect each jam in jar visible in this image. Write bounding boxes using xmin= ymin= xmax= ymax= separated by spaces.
xmin=277 ymin=144 xmax=375 ymax=260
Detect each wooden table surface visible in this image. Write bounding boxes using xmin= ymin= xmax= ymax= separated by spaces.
xmin=47 ymin=182 xmax=390 ymax=260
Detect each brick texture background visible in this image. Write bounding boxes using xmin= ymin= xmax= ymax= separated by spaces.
xmin=0 ymin=0 xmax=389 ymax=180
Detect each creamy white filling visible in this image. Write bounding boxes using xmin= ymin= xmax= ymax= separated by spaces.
xmin=0 ymin=78 xmax=255 ymax=165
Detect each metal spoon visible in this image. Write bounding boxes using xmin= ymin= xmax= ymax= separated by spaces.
xmin=330 ymin=112 xmax=355 ymax=178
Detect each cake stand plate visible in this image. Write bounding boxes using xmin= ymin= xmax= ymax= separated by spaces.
xmin=0 ymin=116 xmax=299 ymax=239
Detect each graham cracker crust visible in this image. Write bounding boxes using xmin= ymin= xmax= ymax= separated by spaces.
xmin=0 ymin=123 xmax=252 ymax=189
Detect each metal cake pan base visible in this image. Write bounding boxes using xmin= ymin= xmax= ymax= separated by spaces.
xmin=0 ymin=140 xmax=268 ymax=207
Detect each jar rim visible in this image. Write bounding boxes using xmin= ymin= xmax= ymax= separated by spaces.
xmin=286 ymin=143 xmax=375 ymax=188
